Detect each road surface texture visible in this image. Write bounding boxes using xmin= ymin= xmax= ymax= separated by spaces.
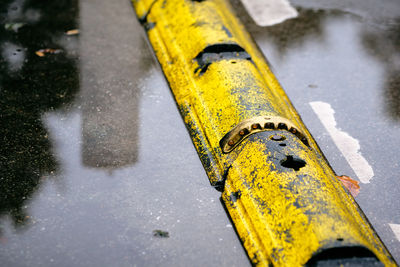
xmin=0 ymin=0 xmax=399 ymax=266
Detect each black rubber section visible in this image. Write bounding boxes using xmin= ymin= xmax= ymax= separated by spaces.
xmin=306 ymin=246 xmax=384 ymax=267
xmin=194 ymin=44 xmax=251 ymax=74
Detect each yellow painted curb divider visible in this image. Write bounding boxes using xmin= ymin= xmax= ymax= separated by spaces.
xmin=130 ymin=0 xmax=396 ymax=265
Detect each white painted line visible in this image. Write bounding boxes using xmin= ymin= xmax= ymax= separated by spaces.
xmin=310 ymin=101 xmax=374 ymax=183
xmin=240 ymin=0 xmax=298 ymax=27
xmin=389 ymin=223 xmax=400 ymax=242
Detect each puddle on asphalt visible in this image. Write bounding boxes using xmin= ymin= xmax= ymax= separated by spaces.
xmin=0 ymin=0 xmax=399 ymax=265
xmin=0 ymin=0 xmax=79 ymax=233
xmin=0 ymin=0 xmax=249 ymax=266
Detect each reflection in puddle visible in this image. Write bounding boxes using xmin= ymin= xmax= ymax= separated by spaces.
xmin=1 ymin=0 xmax=249 ymax=265
xmin=1 ymin=42 xmax=25 ymax=72
xmin=5 ymin=0 xmax=26 ymax=22
xmin=80 ymin=0 xmax=153 ymax=168
xmin=235 ymin=0 xmax=400 ymax=124
xmin=80 ymin=68 xmax=144 ymax=168
xmin=0 ymin=0 xmax=79 ymax=231
xmin=362 ymin=20 xmax=400 ymax=120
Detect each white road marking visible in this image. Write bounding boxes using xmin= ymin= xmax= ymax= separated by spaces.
xmin=389 ymin=223 xmax=400 ymax=242
xmin=240 ymin=0 xmax=298 ymax=27
xmin=310 ymin=101 xmax=374 ymax=183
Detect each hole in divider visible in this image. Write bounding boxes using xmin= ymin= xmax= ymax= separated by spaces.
xmin=280 ymin=155 xmax=306 ymax=171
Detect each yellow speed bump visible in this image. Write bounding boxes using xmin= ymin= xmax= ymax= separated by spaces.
xmin=130 ymin=0 xmax=396 ymax=265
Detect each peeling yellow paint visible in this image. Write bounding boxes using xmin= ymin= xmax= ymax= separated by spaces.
xmin=130 ymin=0 xmax=396 ymax=265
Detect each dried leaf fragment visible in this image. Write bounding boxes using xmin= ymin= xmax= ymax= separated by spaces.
xmin=35 ymin=48 xmax=62 ymax=57
xmin=35 ymin=51 xmax=45 ymax=57
xmin=66 ymin=29 xmax=79 ymax=35
xmin=337 ymin=175 xmax=360 ymax=197
xmin=5 ymin=22 xmax=25 ymax=32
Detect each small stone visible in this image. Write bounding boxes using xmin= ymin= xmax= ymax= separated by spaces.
xmin=153 ymin=230 xmax=169 ymax=238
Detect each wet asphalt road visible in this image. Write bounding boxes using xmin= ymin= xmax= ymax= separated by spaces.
xmin=0 ymin=0 xmax=399 ymax=266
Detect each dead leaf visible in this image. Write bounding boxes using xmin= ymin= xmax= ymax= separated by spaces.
xmin=0 ymin=236 xmax=8 ymax=244
xmin=337 ymin=175 xmax=360 ymax=197
xmin=35 ymin=48 xmax=62 ymax=57
xmin=35 ymin=51 xmax=45 ymax=57
xmin=66 ymin=29 xmax=79 ymax=35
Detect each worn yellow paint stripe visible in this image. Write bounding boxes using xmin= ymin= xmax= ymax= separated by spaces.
xmin=130 ymin=0 xmax=396 ymax=265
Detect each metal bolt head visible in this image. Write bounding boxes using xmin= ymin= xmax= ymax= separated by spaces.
xmin=270 ymin=135 xmax=285 ymax=141
xmin=228 ymin=140 xmax=235 ymax=146
xmin=239 ymin=130 xmax=245 ymax=136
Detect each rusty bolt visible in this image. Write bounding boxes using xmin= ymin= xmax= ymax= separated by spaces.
xmin=251 ymin=124 xmax=259 ymax=130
